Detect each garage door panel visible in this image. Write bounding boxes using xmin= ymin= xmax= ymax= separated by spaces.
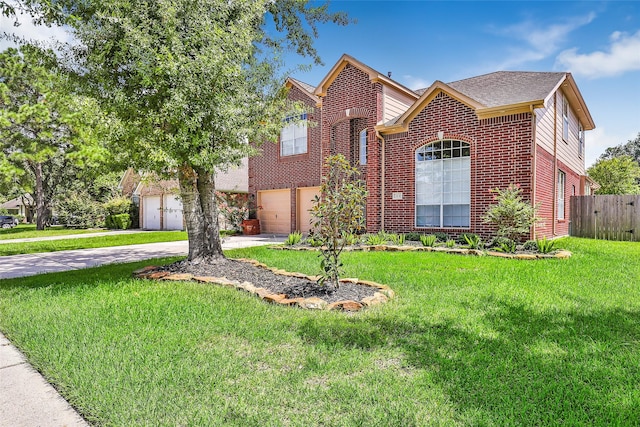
xmin=297 ymin=187 xmax=320 ymax=234
xmin=258 ymin=189 xmax=291 ymax=234
xmin=164 ymin=195 xmax=184 ymax=230
xmin=143 ymin=196 xmax=161 ymax=230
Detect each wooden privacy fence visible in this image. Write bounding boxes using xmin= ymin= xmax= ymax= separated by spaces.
xmin=570 ymin=195 xmax=640 ymax=241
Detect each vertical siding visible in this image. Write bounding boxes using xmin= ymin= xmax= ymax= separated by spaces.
xmin=382 ymin=85 xmax=414 ymax=123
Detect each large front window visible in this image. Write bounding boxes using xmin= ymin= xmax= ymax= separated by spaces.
xmin=280 ymin=114 xmax=308 ymax=156
xmin=416 ymin=140 xmax=471 ymax=228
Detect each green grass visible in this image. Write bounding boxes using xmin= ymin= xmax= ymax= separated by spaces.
xmin=0 ymin=231 xmax=188 ymax=256
xmin=0 ymin=224 xmax=107 ymax=240
xmin=0 ymin=238 xmax=639 ymax=425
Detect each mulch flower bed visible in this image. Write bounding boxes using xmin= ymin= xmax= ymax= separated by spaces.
xmin=133 ymin=257 xmax=394 ymax=312
xmin=273 ymin=243 xmax=572 ymax=260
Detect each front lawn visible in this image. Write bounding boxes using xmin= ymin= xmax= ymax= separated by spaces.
xmin=0 ymin=231 xmax=188 ymax=256
xmin=0 ymin=238 xmax=638 ymax=425
xmin=0 ymin=224 xmax=107 ymax=240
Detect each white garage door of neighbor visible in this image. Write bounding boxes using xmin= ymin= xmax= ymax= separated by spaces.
xmin=297 ymin=186 xmax=320 ymax=234
xmin=163 ymin=195 xmax=184 ymax=230
xmin=143 ymin=196 xmax=161 ymax=230
xmin=258 ymin=189 xmax=291 ymax=234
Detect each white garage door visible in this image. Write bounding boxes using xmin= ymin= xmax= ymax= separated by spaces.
xmin=164 ymin=195 xmax=184 ymax=230
xmin=143 ymin=196 xmax=161 ymax=230
xmin=257 ymin=189 xmax=291 ymax=234
xmin=297 ymin=186 xmax=320 ymax=234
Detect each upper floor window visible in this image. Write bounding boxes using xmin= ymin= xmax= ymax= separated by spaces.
xmin=359 ymin=129 xmax=367 ymax=165
xmin=280 ymin=114 xmax=308 ymax=156
xmin=562 ymin=96 xmax=569 ymax=142
xmin=578 ymin=123 xmax=584 ymax=158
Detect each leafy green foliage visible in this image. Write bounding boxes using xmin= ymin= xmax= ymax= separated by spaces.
xmin=284 ymin=231 xmax=303 ymax=246
xmin=0 ymin=45 xmax=110 ymax=229
xmin=310 ymin=154 xmax=367 ymax=289
xmin=420 ymin=234 xmax=437 ymax=247
xmin=587 ymin=156 xmax=640 ymax=195
xmin=536 ymin=237 xmax=556 ymax=254
xmin=56 ymin=193 xmax=104 ymax=228
xmin=105 ymin=213 xmax=131 ymax=230
xmin=405 ymin=232 xmax=422 ymax=241
xmin=434 ymin=232 xmax=449 ymax=242
xmin=493 ymin=238 xmax=517 ymax=253
xmin=445 ymin=239 xmax=456 ymax=248
xmin=388 ymin=233 xmax=406 ymax=245
xmin=599 ymin=132 xmax=640 ymax=165
xmin=366 ymin=233 xmax=387 ymax=245
xmin=463 ymin=234 xmax=482 ymax=249
xmin=523 ymin=240 xmax=538 ymax=251
xmin=482 ymin=184 xmax=539 ymax=242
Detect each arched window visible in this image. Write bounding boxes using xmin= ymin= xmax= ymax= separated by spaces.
xmin=415 ymin=140 xmax=471 ymax=228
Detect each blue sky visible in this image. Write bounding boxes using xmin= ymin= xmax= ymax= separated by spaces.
xmin=2 ymin=1 xmax=638 ymax=167
xmin=280 ymin=1 xmax=640 ymax=167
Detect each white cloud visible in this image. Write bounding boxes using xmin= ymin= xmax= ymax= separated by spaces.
xmin=492 ymin=13 xmax=596 ymax=69
xmin=555 ymin=30 xmax=640 ymax=78
xmin=401 ymin=75 xmax=431 ymax=91
xmin=584 ymin=127 xmax=635 ymax=168
xmin=0 ymin=10 xmax=73 ymax=51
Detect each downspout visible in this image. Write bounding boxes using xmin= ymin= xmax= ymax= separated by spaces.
xmin=552 ymin=92 xmax=558 ymax=236
xmin=376 ymin=130 xmax=386 ymax=231
xmin=530 ymin=105 xmax=537 ymax=240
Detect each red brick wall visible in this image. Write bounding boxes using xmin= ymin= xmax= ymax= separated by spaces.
xmin=248 ymin=84 xmax=321 ymax=232
xmin=321 ymin=64 xmax=382 ymax=230
xmin=383 ymin=92 xmax=534 ymax=240
xmin=535 ymin=146 xmax=580 ymax=238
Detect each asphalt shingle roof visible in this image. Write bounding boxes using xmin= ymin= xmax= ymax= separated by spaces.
xmin=446 ymin=71 xmax=566 ymax=108
xmin=289 ymin=77 xmax=316 ymax=94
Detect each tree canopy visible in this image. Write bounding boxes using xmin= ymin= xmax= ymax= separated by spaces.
xmin=587 ymin=156 xmax=640 ymax=195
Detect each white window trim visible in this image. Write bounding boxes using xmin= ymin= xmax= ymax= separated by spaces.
xmin=280 ymin=114 xmax=308 ymax=157
xmin=557 ymin=170 xmax=566 ymax=220
xmin=562 ymin=96 xmax=569 ymax=143
xmin=578 ymin=123 xmax=584 ymax=158
xmin=359 ymin=129 xmax=367 ymax=165
xmin=415 ymin=140 xmax=471 ymax=228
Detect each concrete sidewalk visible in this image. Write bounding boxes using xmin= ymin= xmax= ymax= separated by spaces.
xmin=0 ymin=234 xmax=283 ymax=426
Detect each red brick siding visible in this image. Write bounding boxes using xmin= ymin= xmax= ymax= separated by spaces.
xmin=248 ymin=84 xmax=321 ymax=232
xmin=321 ymin=64 xmax=382 ymax=230
xmin=383 ymin=92 xmax=534 ymax=240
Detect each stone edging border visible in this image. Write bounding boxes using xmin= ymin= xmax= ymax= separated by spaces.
xmin=132 ymin=258 xmax=394 ymax=312
xmin=271 ymin=245 xmax=572 ymax=260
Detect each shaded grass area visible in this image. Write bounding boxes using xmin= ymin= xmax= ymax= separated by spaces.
xmin=0 ymin=231 xmax=187 ymax=256
xmin=0 ymin=224 xmax=106 ymax=240
xmin=0 ymin=238 xmax=639 ymax=425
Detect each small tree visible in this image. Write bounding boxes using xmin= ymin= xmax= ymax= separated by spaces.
xmin=482 ymin=184 xmax=539 ymax=241
xmin=310 ymin=154 xmax=367 ymax=291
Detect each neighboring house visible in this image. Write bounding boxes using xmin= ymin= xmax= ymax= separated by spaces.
xmin=249 ymin=54 xmax=597 ymax=239
xmin=0 ymin=194 xmax=34 ymax=222
xmin=134 ymin=158 xmax=249 ymax=230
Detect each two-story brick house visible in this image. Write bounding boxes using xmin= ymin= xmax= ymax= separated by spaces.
xmin=249 ymin=54 xmax=596 ymax=239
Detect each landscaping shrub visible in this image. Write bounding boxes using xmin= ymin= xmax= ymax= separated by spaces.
xmin=536 ymin=237 xmax=556 ymax=254
xmin=284 ymin=231 xmax=302 ymax=246
xmin=56 ymin=193 xmax=104 ymax=228
xmin=405 ymin=232 xmax=422 ymax=241
xmin=106 ymin=213 xmax=131 ymax=230
xmin=388 ymin=233 xmax=406 ymax=245
xmin=420 ymin=234 xmax=437 ymax=247
xmin=482 ymin=184 xmax=540 ymax=242
xmin=523 ymin=240 xmax=538 ymax=251
xmin=434 ymin=232 xmax=449 ymax=242
xmin=463 ymin=233 xmax=482 ymax=249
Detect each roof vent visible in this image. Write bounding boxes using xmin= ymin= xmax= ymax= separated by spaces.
xmin=387 ymin=71 xmax=392 ymax=78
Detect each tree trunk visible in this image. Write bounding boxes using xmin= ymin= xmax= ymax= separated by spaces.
xmin=178 ymin=163 xmax=224 ymax=262
xmin=33 ymin=162 xmax=49 ymax=230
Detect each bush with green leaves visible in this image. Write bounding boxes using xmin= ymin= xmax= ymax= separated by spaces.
xmin=106 ymin=213 xmax=131 ymax=230
xmin=493 ymin=238 xmax=517 ymax=253
xmin=420 ymin=234 xmax=437 ymax=247
xmin=405 ymin=232 xmax=422 ymax=241
xmin=104 ymin=197 xmax=133 ymax=229
xmin=310 ymin=154 xmax=367 ymax=290
xmin=463 ymin=233 xmax=482 ymax=249
xmin=445 ymin=239 xmax=456 ymax=248
xmin=56 ymin=193 xmax=105 ymax=228
xmin=388 ymin=233 xmax=406 ymax=245
xmin=482 ymin=184 xmax=540 ymax=242
xmin=284 ymin=231 xmax=302 ymax=246
xmin=523 ymin=240 xmax=538 ymax=251
xmin=366 ymin=233 xmax=387 ymax=245
xmin=434 ymin=232 xmax=449 ymax=242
